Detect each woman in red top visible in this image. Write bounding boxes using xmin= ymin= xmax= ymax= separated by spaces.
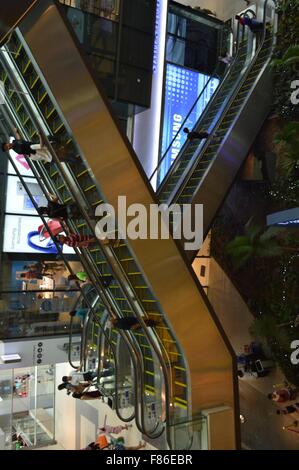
xmin=56 ymin=233 xmax=97 ymax=248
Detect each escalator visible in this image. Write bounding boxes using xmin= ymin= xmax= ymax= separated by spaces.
xmin=0 ymin=0 xmax=246 ymax=449
xmin=155 ymin=1 xmax=276 ymax=259
xmin=0 ymin=91 xmax=168 ymax=441
xmin=0 ymin=37 xmax=188 ymax=445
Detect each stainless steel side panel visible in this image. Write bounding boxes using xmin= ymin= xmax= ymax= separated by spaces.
xmin=186 ymin=67 xmax=273 ymax=261
xmin=17 ymin=0 xmax=238 ymax=448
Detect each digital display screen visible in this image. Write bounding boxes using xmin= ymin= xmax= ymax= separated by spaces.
xmin=159 ymin=63 xmax=219 ymax=183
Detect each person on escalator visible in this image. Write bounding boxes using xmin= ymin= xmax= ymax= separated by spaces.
xmin=235 ymin=15 xmax=264 ymax=33
xmin=2 ymin=130 xmax=52 ymax=163
xmin=218 ymin=52 xmax=233 ymax=66
xmin=72 ymin=390 xmax=103 ymax=400
xmin=38 ymin=192 xmax=82 ymax=221
xmin=62 ymin=369 xmax=97 ymax=386
xmin=107 ymin=316 xmax=159 ymax=331
xmin=183 ymin=127 xmax=210 ymax=141
xmin=56 ymin=233 xmax=98 ymax=248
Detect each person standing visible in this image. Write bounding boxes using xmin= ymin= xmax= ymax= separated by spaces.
xmin=62 ymin=369 xmax=97 ymax=386
xmin=38 ymin=193 xmax=82 ymax=222
xmin=235 ymin=15 xmax=264 ymax=33
xmin=268 ymin=389 xmax=292 ymax=403
xmin=98 ymin=423 xmax=132 ymax=435
xmin=2 ymin=130 xmax=52 ymax=163
xmin=107 ymin=316 xmax=158 ymax=331
xmin=183 ymin=127 xmax=210 ymax=141
xmin=56 ymin=233 xmax=98 ymax=249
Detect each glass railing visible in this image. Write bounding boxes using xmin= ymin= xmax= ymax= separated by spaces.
xmin=0 ymin=364 xmax=56 ymax=450
xmin=168 ymin=413 xmax=208 ymax=450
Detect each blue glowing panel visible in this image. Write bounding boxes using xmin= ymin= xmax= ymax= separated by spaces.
xmin=160 ymin=63 xmax=219 ymax=182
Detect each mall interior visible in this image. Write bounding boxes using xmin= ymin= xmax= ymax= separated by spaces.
xmin=0 ymin=0 xmax=298 ymax=451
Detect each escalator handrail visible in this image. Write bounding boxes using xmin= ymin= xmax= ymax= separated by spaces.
xmin=148 ymin=68 xmax=221 ymax=185
xmin=170 ymin=0 xmax=276 ymax=207
xmin=156 ymin=37 xmax=251 ymax=199
xmin=0 ymin=99 xmax=139 ymax=427
xmin=3 ymin=26 xmax=179 ymax=445
xmin=149 ymin=16 xmax=250 ymax=188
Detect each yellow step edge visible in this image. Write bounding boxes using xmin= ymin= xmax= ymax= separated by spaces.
xmin=174 ymin=396 xmax=188 ymax=405
xmin=38 ymin=91 xmax=47 ymax=104
xmin=174 ymin=401 xmax=187 ymax=410
xmin=54 ymin=122 xmax=64 ymax=134
xmin=46 ymin=107 xmax=56 ymax=120
xmin=174 ymin=381 xmax=187 ymax=388
xmin=30 ymin=75 xmax=39 ymax=89
xmin=139 ymin=344 xmax=151 ymax=349
xmin=174 ymin=365 xmax=186 ymax=372
xmin=145 ymin=371 xmax=155 ymax=376
xmin=22 ymin=59 xmax=31 ymax=74
xmin=84 ymin=185 xmax=96 ymax=192
xmin=77 ymin=169 xmax=88 ymax=178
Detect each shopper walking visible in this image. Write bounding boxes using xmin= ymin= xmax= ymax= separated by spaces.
xmin=276 ymin=404 xmax=299 ymax=415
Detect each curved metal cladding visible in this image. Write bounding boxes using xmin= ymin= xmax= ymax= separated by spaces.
xmin=2 ymin=0 xmax=238 ymax=448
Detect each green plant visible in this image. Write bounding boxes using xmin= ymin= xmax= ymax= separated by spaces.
xmin=274 ymin=121 xmax=299 ymax=176
xmin=225 ymin=219 xmax=290 ymax=269
xmin=271 ymin=44 xmax=299 ymax=67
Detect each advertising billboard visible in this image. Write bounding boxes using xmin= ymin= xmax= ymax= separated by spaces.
xmin=3 ymin=214 xmax=74 ymax=254
xmin=5 ymin=175 xmax=47 ymax=215
xmin=159 ymin=63 xmax=219 ymax=182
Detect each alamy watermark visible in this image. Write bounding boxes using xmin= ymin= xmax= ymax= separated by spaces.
xmin=290 ymin=340 xmax=299 ymax=365
xmin=290 ymin=80 xmax=299 ymax=105
xmin=94 ymin=196 xmax=203 ymax=251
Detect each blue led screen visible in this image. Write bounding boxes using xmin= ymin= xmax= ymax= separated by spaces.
xmin=159 ymin=63 xmax=219 ymax=183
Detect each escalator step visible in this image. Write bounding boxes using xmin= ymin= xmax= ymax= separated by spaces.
xmin=174 ymin=381 xmax=187 ymax=388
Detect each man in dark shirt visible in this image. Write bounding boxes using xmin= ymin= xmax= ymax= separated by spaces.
xmin=107 ymin=316 xmax=158 ymax=330
xmin=38 ymin=193 xmax=81 ymax=221
xmin=2 ymin=131 xmax=52 ymax=162
xmin=2 ymin=139 xmax=35 ymax=155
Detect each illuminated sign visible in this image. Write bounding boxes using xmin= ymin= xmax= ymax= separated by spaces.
xmin=1 ymin=354 xmax=21 ymax=364
xmin=159 ymin=64 xmax=219 ymax=182
xmin=267 ymin=208 xmax=299 ymax=228
xmin=3 ymin=215 xmax=73 ymax=254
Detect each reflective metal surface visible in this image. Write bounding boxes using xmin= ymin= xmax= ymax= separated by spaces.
xmin=7 ymin=0 xmax=238 ymax=448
